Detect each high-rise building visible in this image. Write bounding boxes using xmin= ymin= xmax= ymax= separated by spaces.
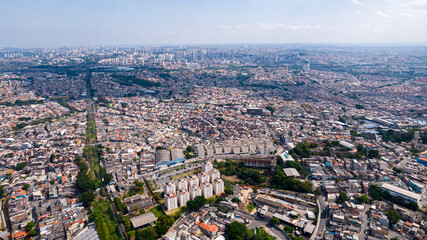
xmin=212 ymin=178 xmax=225 ymax=195
xmin=209 ymin=169 xmax=220 ymax=182
xmin=198 ymin=172 xmax=210 ymax=184
xmin=201 ymin=182 xmax=213 ymax=198
xmin=164 ymin=182 xmax=176 ymax=195
xmin=177 ymin=189 xmax=190 ymax=207
xmin=189 ymin=185 xmax=202 ymax=200
xmin=175 ymin=178 xmax=188 ymax=191
xmin=187 ymin=175 xmax=199 ymax=187
xmin=165 ymin=193 xmax=178 ymax=211
xmin=202 ymin=162 xmax=213 ymax=173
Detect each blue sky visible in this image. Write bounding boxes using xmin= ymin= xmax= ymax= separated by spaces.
xmin=0 ymin=0 xmax=426 ymax=47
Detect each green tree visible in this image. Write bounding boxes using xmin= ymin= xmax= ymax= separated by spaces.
xmin=337 ymin=191 xmax=348 ymax=203
xmin=25 ymin=221 xmax=36 ymax=231
xmin=80 ymin=191 xmax=95 ymax=207
xmin=187 ymin=196 xmax=207 ymax=211
xmin=14 ymin=162 xmax=28 ymax=171
xmin=225 ymin=221 xmax=248 ymax=240
xmin=386 ymin=210 xmax=399 ymax=227
xmin=76 ymin=174 xmax=95 ymax=192
xmin=28 ymin=230 xmax=37 ymax=236
xmin=369 ymin=184 xmax=383 ymax=200
xmin=23 ymin=183 xmax=31 ymax=190
xmin=421 ymin=130 xmax=427 ymax=144
xmin=270 ymin=217 xmax=280 ymax=225
xmin=357 ymin=195 xmax=370 ymax=204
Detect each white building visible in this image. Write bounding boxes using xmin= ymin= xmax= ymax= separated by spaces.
xmin=212 ymin=178 xmax=225 ymax=195
xmin=210 ymin=169 xmax=220 ymax=182
xmin=177 ymin=189 xmax=190 ymax=207
xmin=187 ymin=175 xmax=199 ymax=187
xmin=198 ymin=172 xmax=210 ymax=184
xmin=381 ymin=183 xmax=421 ymax=203
xmin=201 ymin=182 xmax=213 ymax=198
xmin=164 ymin=182 xmax=176 ymax=195
xmin=175 ymin=178 xmax=188 ymax=191
xmin=165 ymin=193 xmax=178 ymax=211
xmin=202 ymin=162 xmax=213 ymax=173
xmin=189 ymin=185 xmax=202 ymax=200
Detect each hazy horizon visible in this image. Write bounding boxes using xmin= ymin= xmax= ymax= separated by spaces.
xmin=1 ymin=0 xmax=427 ymax=47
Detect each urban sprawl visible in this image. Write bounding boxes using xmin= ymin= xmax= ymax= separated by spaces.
xmin=0 ymin=45 xmax=426 ymax=240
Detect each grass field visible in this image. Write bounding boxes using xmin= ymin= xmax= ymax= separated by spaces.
xmin=222 ymin=175 xmax=241 ymax=182
xmin=150 ymin=205 xmax=165 ymax=218
xmin=165 ymin=207 xmax=181 ymax=216
xmin=171 ymin=169 xmax=200 ymax=180
xmin=91 ymin=199 xmax=121 ymax=240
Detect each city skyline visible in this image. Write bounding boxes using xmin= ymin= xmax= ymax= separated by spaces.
xmin=1 ymin=0 xmax=427 ymax=47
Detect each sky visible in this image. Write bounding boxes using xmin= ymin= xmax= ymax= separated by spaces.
xmin=1 ymin=0 xmax=426 ymax=47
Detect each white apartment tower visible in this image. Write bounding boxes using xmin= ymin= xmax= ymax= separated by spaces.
xmin=177 ymin=189 xmax=190 ymax=207
xmin=175 ymin=178 xmax=188 ymax=191
xmin=210 ymin=169 xmax=220 ymax=181
xmin=202 ymin=161 xmax=213 ymax=173
xmin=165 ymin=193 xmax=178 ymax=211
xmin=189 ymin=185 xmax=202 ymax=200
xmin=164 ymin=182 xmax=176 ymax=195
xmin=187 ymin=175 xmax=199 ymax=187
xmin=213 ymin=178 xmax=225 ymax=195
xmin=201 ymin=182 xmax=213 ymax=198
xmin=198 ymin=172 xmax=210 ymax=184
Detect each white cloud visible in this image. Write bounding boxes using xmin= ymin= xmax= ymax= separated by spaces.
xmin=351 ymin=0 xmax=362 ymax=5
xmin=375 ymin=10 xmax=391 ymax=18
xmin=360 ymin=24 xmax=380 ymax=32
xmin=356 ymin=9 xmax=362 ymax=15
xmin=401 ymin=12 xmax=414 ymax=17
xmin=402 ymin=0 xmax=427 ymax=7
xmin=220 ymin=23 xmax=337 ymax=32
xmin=218 ymin=25 xmax=232 ymax=30
xmin=254 ymin=23 xmax=336 ymax=31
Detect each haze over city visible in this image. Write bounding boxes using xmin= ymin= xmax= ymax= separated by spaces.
xmin=1 ymin=0 xmax=427 ymax=47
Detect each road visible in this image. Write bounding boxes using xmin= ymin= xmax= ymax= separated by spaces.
xmin=311 ymin=196 xmax=327 ymax=240
xmin=359 ymin=204 xmax=371 ymax=240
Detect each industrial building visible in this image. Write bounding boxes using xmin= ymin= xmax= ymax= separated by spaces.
xmin=381 ymin=183 xmax=421 ymax=203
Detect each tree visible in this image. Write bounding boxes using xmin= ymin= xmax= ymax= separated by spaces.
xmin=187 ymin=196 xmax=207 ymax=211
xmin=225 ymin=221 xmax=248 ymax=240
xmin=23 ymin=183 xmax=30 ymax=190
xmin=337 ymin=191 xmax=348 ymax=203
xmin=386 ymin=210 xmax=399 ymax=227
xmin=25 ymin=221 xmax=35 ymax=231
xmin=76 ymin=174 xmax=95 ymax=192
xmin=80 ymin=191 xmax=95 ymax=207
xmin=369 ymin=185 xmax=383 ymax=200
xmin=14 ymin=162 xmax=28 ymax=171
xmin=358 ymin=195 xmax=370 ymax=204
xmin=368 ymin=150 xmax=379 ymax=158
xmin=270 ymin=217 xmax=280 ymax=225
xmin=421 ymin=130 xmax=427 ymax=144
xmin=28 ymin=230 xmax=37 ymax=236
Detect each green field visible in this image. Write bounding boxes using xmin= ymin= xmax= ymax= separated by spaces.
xmin=91 ymin=199 xmax=122 ymax=240
xmin=150 ymin=205 xmax=165 ymax=218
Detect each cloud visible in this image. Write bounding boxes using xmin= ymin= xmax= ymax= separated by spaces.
xmin=401 ymin=12 xmax=414 ymax=17
xmin=351 ymin=0 xmax=362 ymax=5
xmin=360 ymin=24 xmax=380 ymax=32
xmin=375 ymin=10 xmax=391 ymax=18
xmin=356 ymin=9 xmax=362 ymax=15
xmin=218 ymin=23 xmax=337 ymax=33
xmin=218 ymin=25 xmax=232 ymax=30
xmin=401 ymin=0 xmax=427 ymax=7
